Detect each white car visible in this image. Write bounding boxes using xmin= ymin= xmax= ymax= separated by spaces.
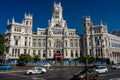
xmin=25 ymin=67 xmax=47 ymax=75
xmin=111 ymin=64 xmax=120 ymax=69
xmin=94 ymin=66 xmax=108 ymax=74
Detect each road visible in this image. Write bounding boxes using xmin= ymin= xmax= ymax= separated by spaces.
xmin=0 ymin=65 xmax=120 ymax=80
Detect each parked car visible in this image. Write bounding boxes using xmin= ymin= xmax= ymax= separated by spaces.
xmin=25 ymin=67 xmax=47 ymax=75
xmin=111 ymin=64 xmax=120 ymax=69
xmin=16 ymin=61 xmax=26 ymax=66
xmin=93 ymin=66 xmax=108 ymax=74
xmin=0 ymin=64 xmax=11 ymax=70
xmin=71 ymin=68 xmax=99 ymax=80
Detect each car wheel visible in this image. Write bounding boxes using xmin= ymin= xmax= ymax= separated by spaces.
xmin=29 ymin=72 xmax=32 ymax=75
xmin=105 ymin=71 xmax=108 ymax=74
xmin=41 ymin=71 xmax=45 ymax=74
xmin=94 ymin=75 xmax=98 ymax=80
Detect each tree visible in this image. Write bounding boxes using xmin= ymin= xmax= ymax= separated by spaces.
xmin=78 ymin=55 xmax=86 ymax=63
xmin=18 ymin=54 xmax=33 ymax=63
xmin=0 ymin=33 xmax=5 ymax=56
xmin=88 ymin=56 xmax=95 ymax=63
xmin=33 ymin=55 xmax=40 ymax=62
xmin=78 ymin=55 xmax=95 ymax=63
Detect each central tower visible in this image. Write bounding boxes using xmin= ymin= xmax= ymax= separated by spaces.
xmin=52 ymin=2 xmax=63 ymax=20
xmin=48 ymin=1 xmax=67 ymax=29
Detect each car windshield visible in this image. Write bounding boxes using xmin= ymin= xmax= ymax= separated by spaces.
xmin=94 ymin=67 xmax=99 ymax=69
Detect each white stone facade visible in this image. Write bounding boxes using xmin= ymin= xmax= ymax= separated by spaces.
xmin=5 ymin=2 xmax=80 ymax=60
xmin=82 ymin=16 xmax=109 ymax=59
xmin=5 ymin=2 xmax=120 ymax=64
xmin=108 ymin=34 xmax=120 ymax=64
xmin=82 ymin=16 xmax=120 ymax=64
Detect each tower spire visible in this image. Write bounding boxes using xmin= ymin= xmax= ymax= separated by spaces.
xmin=53 ymin=0 xmax=56 ymax=5
xmin=7 ymin=19 xmax=9 ymax=25
xmin=12 ymin=17 xmax=15 ymax=24
xmin=100 ymin=20 xmax=103 ymax=26
xmin=59 ymin=0 xmax=61 ymax=6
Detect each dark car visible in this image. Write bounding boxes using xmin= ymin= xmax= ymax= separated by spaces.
xmin=71 ymin=68 xmax=99 ymax=80
xmin=0 ymin=64 xmax=11 ymax=70
xmin=16 ymin=61 xmax=25 ymax=66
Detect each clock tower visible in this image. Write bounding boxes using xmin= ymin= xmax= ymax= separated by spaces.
xmin=48 ymin=1 xmax=67 ymax=29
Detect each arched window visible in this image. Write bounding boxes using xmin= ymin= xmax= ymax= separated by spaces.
xmin=54 ymin=24 xmax=61 ymax=28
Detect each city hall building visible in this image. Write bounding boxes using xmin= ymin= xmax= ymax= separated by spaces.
xmin=5 ymin=2 xmax=120 ymax=64
xmin=5 ymin=2 xmax=80 ymax=62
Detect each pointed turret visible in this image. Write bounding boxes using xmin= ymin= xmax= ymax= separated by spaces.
xmin=58 ymin=1 xmax=61 ymax=7
xmin=7 ymin=19 xmax=9 ymax=25
xmin=100 ymin=20 xmax=104 ymax=26
xmin=12 ymin=17 xmax=15 ymax=24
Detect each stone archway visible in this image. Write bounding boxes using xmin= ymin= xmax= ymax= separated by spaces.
xmin=54 ymin=40 xmax=63 ymax=54
xmin=54 ymin=40 xmax=64 ymax=60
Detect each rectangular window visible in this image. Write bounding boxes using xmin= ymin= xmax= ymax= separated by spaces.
xmin=55 ymin=12 xmax=59 ymax=18
xmin=43 ymin=43 xmax=46 ymax=47
xmin=39 ymin=43 xmax=41 ymax=47
xmin=49 ymin=50 xmax=51 ymax=56
xmin=75 ymin=43 xmax=78 ymax=47
xmin=25 ymin=41 xmax=27 ymax=46
xmin=70 ymin=43 xmax=73 ymax=47
xmin=26 ymin=21 xmax=29 ymax=25
xmin=66 ymin=53 xmax=68 ymax=56
xmin=71 ymin=50 xmax=73 ymax=57
xmin=15 ymin=40 xmax=18 ymax=45
xmin=24 ymin=49 xmax=26 ymax=54
xmin=18 ymin=49 xmax=20 ymax=56
xmin=14 ymin=27 xmax=16 ymax=31
xmin=12 ymin=49 xmax=14 ymax=54
xmin=28 ymin=49 xmax=30 ymax=54
xmin=43 ymin=50 xmax=46 ymax=57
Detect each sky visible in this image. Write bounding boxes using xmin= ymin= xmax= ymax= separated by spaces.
xmin=0 ymin=0 xmax=120 ymax=34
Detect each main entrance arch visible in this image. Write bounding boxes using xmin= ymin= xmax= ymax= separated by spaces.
xmin=54 ymin=40 xmax=64 ymax=60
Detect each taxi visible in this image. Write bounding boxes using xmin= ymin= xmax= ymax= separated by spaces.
xmin=25 ymin=67 xmax=46 ymax=75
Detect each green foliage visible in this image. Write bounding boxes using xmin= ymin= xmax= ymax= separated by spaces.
xmin=78 ymin=55 xmax=95 ymax=63
xmin=87 ymin=56 xmax=95 ymax=63
xmin=33 ymin=55 xmax=40 ymax=62
xmin=0 ymin=34 xmax=5 ymax=56
xmin=18 ymin=54 xmax=33 ymax=63
xmin=78 ymin=55 xmax=86 ymax=62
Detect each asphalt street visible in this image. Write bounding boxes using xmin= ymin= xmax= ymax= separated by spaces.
xmin=0 ymin=66 xmax=120 ymax=80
